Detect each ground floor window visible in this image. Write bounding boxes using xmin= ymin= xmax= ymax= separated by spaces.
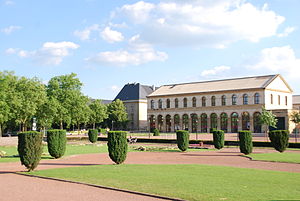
xmin=182 ymin=114 xmax=189 ymax=130
xmin=166 ymin=115 xmax=171 ymax=132
xmin=191 ymin=113 xmax=198 ymax=133
xmin=220 ymin=113 xmax=228 ymax=132
xmin=242 ymin=112 xmax=250 ymax=130
xmin=253 ymin=112 xmax=261 ymax=133
xmin=201 ymin=113 xmax=208 ymax=133
xmin=210 ymin=113 xmax=218 ymax=129
xmin=231 ymin=112 xmax=238 ymax=133
xmin=174 ymin=114 xmax=180 ymax=131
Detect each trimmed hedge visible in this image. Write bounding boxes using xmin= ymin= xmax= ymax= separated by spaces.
xmin=153 ymin=128 xmax=160 ymax=136
xmin=238 ymin=131 xmax=253 ymax=155
xmin=18 ymin=131 xmax=43 ymax=171
xmin=213 ymin=130 xmax=224 ymax=149
xmin=176 ymin=130 xmax=189 ymax=151
xmin=269 ymin=130 xmax=289 ymax=152
xmin=47 ymin=129 xmax=67 ymax=159
xmin=107 ymin=131 xmax=128 ymax=164
xmin=88 ymin=129 xmax=98 ymax=143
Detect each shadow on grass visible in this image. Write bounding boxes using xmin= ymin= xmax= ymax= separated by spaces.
xmin=39 ymin=162 xmax=100 ymax=167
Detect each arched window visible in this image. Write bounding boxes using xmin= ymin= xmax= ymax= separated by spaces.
xmin=183 ymin=98 xmax=188 ymax=108
xmin=221 ymin=95 xmax=226 ymax=106
xmin=150 ymin=100 xmax=154 ymax=109
xmin=158 ymin=99 xmax=162 ymax=109
xmin=254 ymin=93 xmax=259 ymax=104
xmin=166 ymin=99 xmax=170 ymax=108
xmin=200 ymin=113 xmax=208 ymax=133
xmin=253 ymin=112 xmax=262 ymax=133
xmin=157 ymin=115 xmax=163 ymax=131
xmin=271 ymin=94 xmax=273 ymax=104
xmin=211 ymin=96 xmax=216 ymax=106
xmin=243 ymin=94 xmax=248 ymax=105
xmin=242 ymin=112 xmax=250 ymax=130
xmin=192 ymin=97 xmax=197 ymax=107
xmin=174 ymin=114 xmax=180 ymax=130
xmin=202 ymin=97 xmax=206 ymax=107
xmin=175 ymin=98 xmax=179 ymax=108
xmin=278 ymin=95 xmax=280 ymax=105
xmin=210 ymin=113 xmax=218 ymax=129
xmin=232 ymin=94 xmax=237 ymax=105
xmin=191 ymin=113 xmax=198 ymax=133
xmin=220 ymin=113 xmax=228 ymax=132
xmin=231 ymin=112 xmax=238 ymax=133
xmin=166 ymin=115 xmax=171 ymax=132
xmin=182 ymin=114 xmax=189 ymax=130
xmin=149 ymin=115 xmax=156 ymax=131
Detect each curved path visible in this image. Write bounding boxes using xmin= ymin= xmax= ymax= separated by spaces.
xmin=1 ymin=147 xmax=300 ymax=201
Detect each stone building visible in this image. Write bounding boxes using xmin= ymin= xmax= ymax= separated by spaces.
xmin=147 ymin=74 xmax=295 ymax=133
xmin=115 ymin=83 xmax=155 ymax=131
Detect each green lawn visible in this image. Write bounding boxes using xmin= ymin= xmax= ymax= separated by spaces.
xmin=249 ymin=152 xmax=300 ymax=164
xmin=0 ymin=143 xmax=108 ymax=163
xmin=26 ymin=164 xmax=300 ymax=201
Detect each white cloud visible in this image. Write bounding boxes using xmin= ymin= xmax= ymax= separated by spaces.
xmin=248 ymin=46 xmax=300 ymax=79
xmin=277 ymin=26 xmax=296 ymax=37
xmin=110 ymin=85 xmax=121 ymax=92
xmin=86 ymin=35 xmax=167 ymax=66
xmin=73 ymin=24 xmax=100 ymax=41
xmin=112 ymin=0 xmax=285 ymax=47
xmin=201 ymin=65 xmax=231 ymax=76
xmin=101 ymin=27 xmax=124 ymax=43
xmin=4 ymin=0 xmax=14 ymax=5
xmin=1 ymin=25 xmax=22 ymax=35
xmin=7 ymin=41 xmax=79 ymax=65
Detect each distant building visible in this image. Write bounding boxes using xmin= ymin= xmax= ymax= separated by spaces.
xmin=115 ymin=83 xmax=155 ymax=131
xmin=147 ymin=74 xmax=296 ymax=133
xmin=293 ymin=95 xmax=300 ymax=110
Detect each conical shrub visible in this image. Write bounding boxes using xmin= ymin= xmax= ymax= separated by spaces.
xmin=176 ymin=130 xmax=189 ymax=151
xmin=88 ymin=129 xmax=98 ymax=143
xmin=269 ymin=130 xmax=289 ymax=152
xmin=238 ymin=131 xmax=253 ymax=155
xmin=47 ymin=129 xmax=66 ymax=159
xmin=213 ymin=130 xmax=224 ymax=150
xmin=107 ymin=131 xmax=128 ymax=164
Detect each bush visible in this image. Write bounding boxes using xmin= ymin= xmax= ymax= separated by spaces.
xmin=268 ymin=130 xmax=289 ymax=152
xmin=107 ymin=131 xmax=128 ymax=164
xmin=88 ymin=129 xmax=98 ymax=143
xmin=238 ymin=131 xmax=253 ymax=155
xmin=47 ymin=129 xmax=67 ymax=159
xmin=153 ymin=128 xmax=160 ymax=136
xmin=99 ymin=128 xmax=107 ymax=134
xmin=213 ymin=130 xmax=224 ymax=150
xmin=18 ymin=131 xmax=43 ymax=171
xmin=176 ymin=130 xmax=189 ymax=151
xmin=210 ymin=128 xmax=217 ymax=133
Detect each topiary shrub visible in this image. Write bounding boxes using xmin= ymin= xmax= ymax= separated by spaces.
xmin=238 ymin=131 xmax=253 ymax=155
xmin=18 ymin=131 xmax=43 ymax=171
xmin=153 ymin=128 xmax=160 ymax=136
xmin=176 ymin=130 xmax=189 ymax=151
xmin=269 ymin=130 xmax=289 ymax=152
xmin=47 ymin=129 xmax=66 ymax=159
xmin=107 ymin=131 xmax=128 ymax=164
xmin=213 ymin=130 xmax=224 ymax=150
xmin=88 ymin=129 xmax=98 ymax=143
xmin=210 ymin=128 xmax=217 ymax=133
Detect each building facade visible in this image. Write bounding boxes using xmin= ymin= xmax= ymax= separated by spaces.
xmin=115 ymin=83 xmax=155 ymax=131
xmin=147 ymin=75 xmax=295 ymax=133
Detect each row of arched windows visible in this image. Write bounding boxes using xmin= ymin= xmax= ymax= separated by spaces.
xmin=150 ymin=93 xmax=260 ymax=109
xmin=149 ymin=112 xmax=262 ymax=133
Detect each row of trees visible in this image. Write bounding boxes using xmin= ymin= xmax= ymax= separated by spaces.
xmin=0 ymin=71 xmax=128 ymax=136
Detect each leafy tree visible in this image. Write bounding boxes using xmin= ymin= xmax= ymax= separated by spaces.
xmin=36 ymin=97 xmax=58 ymax=132
xmin=47 ymin=73 xmax=82 ymax=129
xmin=290 ymin=111 xmax=300 ymax=128
xmin=260 ymin=107 xmax=277 ymax=135
xmin=89 ymin=100 xmax=108 ymax=129
xmin=14 ymin=77 xmax=47 ymax=131
xmin=107 ymin=99 xmax=128 ymax=130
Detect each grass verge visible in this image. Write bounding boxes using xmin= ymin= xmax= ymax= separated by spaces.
xmin=248 ymin=152 xmax=300 ymax=164
xmin=25 ymin=164 xmax=300 ymax=201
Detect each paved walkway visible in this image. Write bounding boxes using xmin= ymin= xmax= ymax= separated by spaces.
xmin=1 ymin=145 xmax=300 ymax=200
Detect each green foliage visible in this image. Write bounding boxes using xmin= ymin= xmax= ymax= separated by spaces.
xmin=89 ymin=100 xmax=108 ymax=129
xmin=213 ymin=130 xmax=224 ymax=150
xmin=210 ymin=128 xmax=217 ymax=133
xmin=88 ymin=129 xmax=98 ymax=143
xmin=47 ymin=130 xmax=66 ymax=158
xmin=99 ymin=128 xmax=107 ymax=134
xmin=260 ymin=107 xmax=277 ymax=132
xmin=176 ymin=130 xmax=189 ymax=151
xmin=238 ymin=131 xmax=253 ymax=155
xmin=107 ymin=131 xmax=128 ymax=164
xmin=268 ymin=130 xmax=289 ymax=152
xmin=152 ymin=128 xmax=160 ymax=136
xmin=107 ymin=99 xmax=128 ymax=130
xmin=18 ymin=131 xmax=43 ymax=171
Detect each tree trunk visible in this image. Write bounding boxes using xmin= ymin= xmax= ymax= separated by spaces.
xmin=77 ymin=122 xmax=80 ymax=135
xmin=60 ymin=120 xmax=63 ymax=130
xmin=93 ymin=123 xmax=95 ymax=129
xmin=0 ymin=124 xmax=2 ymax=137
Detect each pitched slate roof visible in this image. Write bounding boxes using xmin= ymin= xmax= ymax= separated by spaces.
xmin=148 ymin=74 xmax=281 ymax=97
xmin=114 ymin=83 xmax=155 ymax=101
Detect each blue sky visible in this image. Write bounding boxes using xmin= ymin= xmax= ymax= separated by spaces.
xmin=1 ymin=0 xmax=300 ymax=100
